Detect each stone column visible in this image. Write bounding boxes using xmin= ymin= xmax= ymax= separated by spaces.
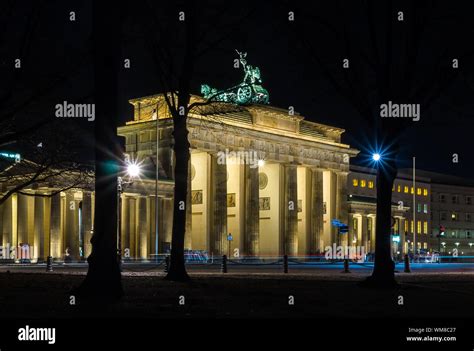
xmin=185 ymin=158 xmax=192 ymax=250
xmin=17 ymin=194 xmax=29 ymax=245
xmin=137 ymin=196 xmax=148 ymax=260
xmin=336 ymin=172 xmax=349 ymax=246
xmin=244 ymin=163 xmax=259 ymax=256
xmin=33 ymin=196 xmax=45 ymax=261
xmin=65 ymin=192 xmax=80 ymax=261
xmin=49 ymin=194 xmax=62 ymax=259
xmin=82 ymin=192 xmax=93 ymax=258
xmin=210 ymin=154 xmax=227 ymax=256
xmin=310 ymin=168 xmax=324 ymax=254
xmin=361 ymin=215 xmax=368 ymax=251
xmin=284 ymin=164 xmax=298 ymax=256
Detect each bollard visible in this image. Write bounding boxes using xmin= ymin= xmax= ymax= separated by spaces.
xmin=221 ymin=255 xmax=228 ymax=273
xmin=404 ymin=254 xmax=411 ymax=273
xmin=164 ymin=255 xmax=170 ymax=273
xmin=283 ymin=254 xmax=288 ymax=273
xmin=342 ymin=258 xmax=350 ymax=273
xmin=46 ymin=256 xmax=53 ymax=272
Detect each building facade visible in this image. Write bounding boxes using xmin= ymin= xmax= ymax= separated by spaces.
xmin=2 ymin=94 xmax=473 ymax=262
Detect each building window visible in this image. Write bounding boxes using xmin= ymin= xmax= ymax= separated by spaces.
xmin=423 ymin=221 xmax=428 ymax=234
xmin=423 ymin=243 xmax=428 ymax=249
xmin=466 ymin=213 xmax=472 ymax=222
xmin=417 ymin=188 xmax=422 ymax=195
xmin=404 ymin=186 xmax=409 ymax=193
xmin=360 ymin=180 xmax=366 ymax=188
xmin=423 ymin=188 xmax=428 ymax=196
xmin=452 ymin=213 xmax=457 ymax=221
xmin=452 ymin=195 xmax=458 ymax=204
xmin=466 ymin=196 xmax=472 ymax=205
xmin=467 ymin=231 xmax=471 ymax=239
xmin=411 ymin=187 xmax=414 ymax=194
xmin=411 ymin=220 xmax=414 ymax=233
xmin=417 ymin=203 xmax=422 ymax=213
xmin=423 ymin=204 xmax=428 ymax=213
xmin=441 ymin=212 xmax=447 ymax=221
xmin=404 ymin=220 xmax=408 ymax=233
xmin=417 ymin=220 xmax=422 ymax=234
xmin=368 ymin=181 xmax=374 ymax=189
xmin=397 ymin=185 xmax=401 ymax=192
xmin=352 ymin=179 xmax=358 ymax=187
xmin=439 ymin=194 xmax=445 ymax=203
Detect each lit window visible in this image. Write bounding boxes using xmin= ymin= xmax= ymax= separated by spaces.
xmin=352 ymin=179 xmax=358 ymax=187
xmin=360 ymin=180 xmax=366 ymax=188
xmin=411 ymin=220 xmax=414 ymax=233
xmin=452 ymin=213 xmax=457 ymax=221
xmin=423 ymin=242 xmax=428 ymax=249
xmin=404 ymin=186 xmax=409 ymax=193
xmin=397 ymin=185 xmax=401 ymax=192
xmin=368 ymin=181 xmax=374 ymax=189
xmin=417 ymin=203 xmax=421 ymax=213
xmin=417 ymin=221 xmax=421 ymax=233
xmin=423 ymin=221 xmax=428 ymax=234
xmin=423 ymin=188 xmax=428 ymax=196
xmin=423 ymin=204 xmax=428 ymax=213
xmin=404 ymin=220 xmax=408 ymax=233
xmin=411 ymin=187 xmax=414 ymax=194
xmin=417 ymin=188 xmax=422 ymax=195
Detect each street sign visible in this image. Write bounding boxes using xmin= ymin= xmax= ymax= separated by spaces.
xmin=339 ymin=225 xmax=349 ymax=234
xmin=227 ymin=234 xmax=233 ymax=241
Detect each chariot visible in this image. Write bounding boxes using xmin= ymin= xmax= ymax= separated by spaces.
xmin=201 ymin=50 xmax=270 ymax=105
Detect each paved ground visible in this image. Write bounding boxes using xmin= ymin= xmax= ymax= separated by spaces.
xmin=1 ymin=263 xmax=473 ymax=349
xmin=0 ymin=262 xmax=473 ymax=319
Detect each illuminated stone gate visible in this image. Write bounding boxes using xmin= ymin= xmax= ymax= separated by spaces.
xmin=117 ymin=94 xmax=359 ymax=258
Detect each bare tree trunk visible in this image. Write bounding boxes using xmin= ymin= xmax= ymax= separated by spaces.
xmin=165 ymin=115 xmax=191 ymax=281
xmin=363 ymin=144 xmax=398 ymax=288
xmin=75 ymin=1 xmax=122 ymax=299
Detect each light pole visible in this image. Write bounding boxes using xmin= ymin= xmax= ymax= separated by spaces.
xmin=155 ymin=109 xmax=159 ymax=262
xmin=117 ymin=161 xmax=141 ymax=265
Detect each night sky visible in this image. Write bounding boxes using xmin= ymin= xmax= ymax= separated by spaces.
xmin=2 ymin=0 xmax=473 ymax=178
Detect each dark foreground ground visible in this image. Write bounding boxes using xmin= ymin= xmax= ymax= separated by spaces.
xmin=0 ymin=270 xmax=473 ymax=319
xmin=1 ymin=270 xmax=474 ymax=349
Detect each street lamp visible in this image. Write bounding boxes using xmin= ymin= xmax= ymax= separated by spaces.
xmin=372 ymin=153 xmax=381 ymax=162
xmin=117 ymin=160 xmax=141 ymax=265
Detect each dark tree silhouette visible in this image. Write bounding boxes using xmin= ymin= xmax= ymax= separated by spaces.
xmin=292 ymin=1 xmax=473 ymax=287
xmin=75 ymin=2 xmax=123 ymax=298
xmin=142 ymin=1 xmax=257 ymax=281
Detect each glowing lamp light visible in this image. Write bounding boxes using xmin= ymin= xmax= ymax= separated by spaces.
xmin=372 ymin=153 xmax=381 ymax=162
xmin=258 ymin=159 xmax=265 ymax=167
xmin=127 ymin=163 xmax=141 ymax=178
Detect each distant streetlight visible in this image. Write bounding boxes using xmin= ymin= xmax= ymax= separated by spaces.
xmin=372 ymin=153 xmax=381 ymax=162
xmin=117 ymin=160 xmax=142 ymax=265
xmin=127 ymin=162 xmax=141 ymax=178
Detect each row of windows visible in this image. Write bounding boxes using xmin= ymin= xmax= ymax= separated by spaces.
xmin=394 ymin=185 xmax=428 ymax=196
xmin=417 ymin=203 xmax=429 ymax=213
xmin=352 ymin=179 xmax=429 ymax=196
xmin=437 ymin=194 xmax=473 ymax=205
xmin=352 ymin=179 xmax=374 ymax=188
xmin=437 ymin=212 xmax=473 ymax=222
xmin=403 ymin=220 xmax=429 ymax=234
